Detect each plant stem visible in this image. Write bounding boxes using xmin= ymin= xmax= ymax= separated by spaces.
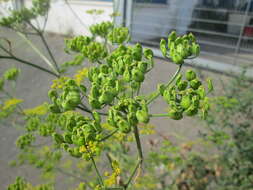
xmin=90 ymin=156 xmax=104 ymax=186
xmin=0 ymin=55 xmax=59 ymax=77
xmin=99 ymin=129 xmax=118 ymax=142
xmin=122 ymin=125 xmax=143 ymax=189
xmin=146 ymin=64 xmax=182 ymax=105
xmin=149 ymin=113 xmax=169 ymax=117
xmin=77 ymin=105 xmax=108 ymax=116
xmin=37 ymin=31 xmax=60 ymax=73
xmin=124 ymin=159 xmax=142 ymax=189
xmin=16 ymin=31 xmax=60 ymax=75
xmin=133 ymin=125 xmax=143 ymax=162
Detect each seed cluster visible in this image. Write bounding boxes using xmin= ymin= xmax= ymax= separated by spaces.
xmin=160 ymin=69 xmax=212 ymax=120
xmin=160 ymin=31 xmax=200 ymax=64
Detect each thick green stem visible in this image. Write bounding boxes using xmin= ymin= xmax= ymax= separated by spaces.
xmin=146 ymin=64 xmax=182 ymax=105
xmin=133 ymin=125 xmax=143 ymax=162
xmin=0 ymin=55 xmax=59 ymax=77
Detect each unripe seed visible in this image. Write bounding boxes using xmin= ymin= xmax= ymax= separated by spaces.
xmin=136 ymin=109 xmax=150 ymax=123
xmin=190 ymin=79 xmax=201 ymax=90
xmin=185 ymin=70 xmax=196 ymax=81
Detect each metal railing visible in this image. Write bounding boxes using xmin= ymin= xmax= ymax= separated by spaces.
xmin=128 ymin=0 xmax=253 ymax=75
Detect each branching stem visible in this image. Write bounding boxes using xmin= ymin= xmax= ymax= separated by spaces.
xmin=146 ymin=64 xmax=182 ymax=105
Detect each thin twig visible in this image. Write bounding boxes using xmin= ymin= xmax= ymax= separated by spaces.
xmin=99 ymin=129 xmax=118 ymax=142
xmin=0 ymin=55 xmax=59 ymax=77
xmin=146 ymin=64 xmax=182 ymax=105
xmin=16 ymin=31 xmax=60 ymax=75
xmin=90 ymin=155 xmax=104 ymax=186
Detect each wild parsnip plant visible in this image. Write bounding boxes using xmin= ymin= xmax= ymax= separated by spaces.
xmin=0 ymin=1 xmax=214 ymax=189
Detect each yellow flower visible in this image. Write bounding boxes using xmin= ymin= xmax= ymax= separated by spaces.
xmin=79 ymin=145 xmax=87 ymax=153
xmin=74 ymin=67 xmax=88 ymax=85
xmin=23 ymin=102 xmax=48 ymax=116
xmin=51 ymin=76 xmax=70 ymax=89
xmin=2 ymin=98 xmax=23 ymax=110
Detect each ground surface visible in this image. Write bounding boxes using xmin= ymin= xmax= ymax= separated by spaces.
xmin=0 ymin=27 xmax=228 ymax=189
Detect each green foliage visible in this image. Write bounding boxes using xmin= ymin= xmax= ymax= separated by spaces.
xmin=3 ymin=67 xmax=20 ymax=80
xmin=201 ymin=73 xmax=253 ymax=189
xmin=7 ymin=177 xmax=54 ymax=190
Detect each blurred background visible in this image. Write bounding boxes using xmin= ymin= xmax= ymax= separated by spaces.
xmin=2 ymin=0 xmax=253 ymax=75
xmin=0 ymin=0 xmax=253 ymax=189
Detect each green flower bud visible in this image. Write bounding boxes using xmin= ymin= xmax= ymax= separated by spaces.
xmin=168 ymin=109 xmax=183 ymax=120
xmin=131 ymin=81 xmax=140 ymax=90
xmin=132 ymin=43 xmax=143 ymax=61
xmin=185 ymin=105 xmax=198 ymax=116
xmin=100 ymin=64 xmax=109 ymax=74
xmin=180 ymin=95 xmax=192 ymax=109
xmin=127 ymin=112 xmax=138 ymax=126
xmin=79 ymin=85 xmax=87 ymax=94
xmin=92 ymin=111 xmax=101 ymax=123
xmin=191 ymin=43 xmax=200 ymax=56
xmin=62 ymin=100 xmax=74 ymax=111
xmin=91 ymin=85 xmax=100 ymax=98
xmin=89 ymin=97 xmax=101 ymax=109
xmin=48 ymin=89 xmax=58 ymax=100
xmin=197 ymin=86 xmax=206 ymax=99
xmin=119 ymin=119 xmax=131 ymax=133
xmin=175 ymin=37 xmax=182 ymax=45
xmin=99 ymin=91 xmax=114 ymax=104
xmin=123 ymin=69 xmax=131 ymax=82
xmin=163 ymin=90 xmax=172 ymax=103
xmin=188 ymin=33 xmax=196 ymax=42
xmin=66 ymin=120 xmax=75 ymax=132
xmin=160 ymin=39 xmax=167 ymax=57
xmin=108 ymin=27 xmax=129 ymax=44
xmin=168 ymin=31 xmax=177 ymax=42
xmin=177 ymin=80 xmax=188 ymax=91
xmin=63 ymin=133 xmax=73 ymax=144
xmin=4 ymin=67 xmax=20 ymax=80
xmin=136 ymin=109 xmax=149 ymax=123
xmin=172 ymin=54 xmax=184 ymax=65
xmin=185 ymin=70 xmax=196 ymax=81
xmin=192 ymin=96 xmax=200 ymax=107
xmin=138 ymin=61 xmax=148 ymax=73
xmin=190 ymin=79 xmax=201 ymax=90
xmin=144 ymin=48 xmax=154 ymax=60
xmin=49 ymin=104 xmax=61 ymax=113
xmin=66 ymin=91 xmax=81 ymax=105
xmin=132 ymin=68 xmax=144 ymax=82
xmin=69 ymin=147 xmax=82 ymax=158
xmin=52 ymin=133 xmax=64 ymax=144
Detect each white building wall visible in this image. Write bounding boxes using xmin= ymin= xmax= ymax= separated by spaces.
xmin=26 ymin=0 xmax=114 ymax=36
